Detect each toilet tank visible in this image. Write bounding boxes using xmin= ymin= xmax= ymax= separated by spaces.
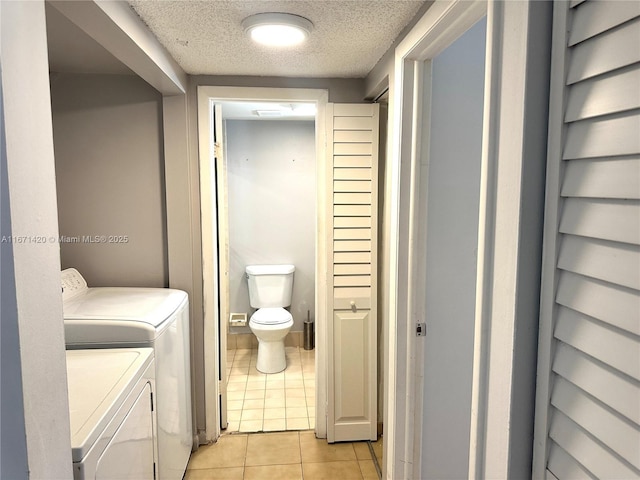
xmin=246 ymin=264 xmax=295 ymax=308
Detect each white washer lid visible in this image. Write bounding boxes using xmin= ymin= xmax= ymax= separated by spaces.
xmin=63 ymin=287 xmax=188 ymax=344
xmin=251 ymin=307 xmax=293 ymax=325
xmin=66 ymin=348 xmax=154 ymax=462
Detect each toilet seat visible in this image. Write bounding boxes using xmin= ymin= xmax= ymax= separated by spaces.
xmin=250 ymin=307 xmax=293 ymax=325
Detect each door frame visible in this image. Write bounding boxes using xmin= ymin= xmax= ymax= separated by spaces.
xmin=387 ymin=0 xmax=552 ymax=478
xmin=196 ymin=86 xmax=329 ymax=442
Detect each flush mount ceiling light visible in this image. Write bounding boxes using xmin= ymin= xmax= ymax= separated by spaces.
xmin=242 ymin=13 xmax=313 ymax=47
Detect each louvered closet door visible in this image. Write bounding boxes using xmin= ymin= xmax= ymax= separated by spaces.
xmin=327 ymin=103 xmax=379 ymax=442
xmin=535 ymin=2 xmax=640 ymax=478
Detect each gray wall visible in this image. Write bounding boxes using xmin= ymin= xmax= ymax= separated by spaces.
xmin=421 ymin=17 xmax=486 ymax=479
xmin=50 ymin=73 xmax=168 ymax=288
xmin=226 ymin=120 xmax=316 ymax=332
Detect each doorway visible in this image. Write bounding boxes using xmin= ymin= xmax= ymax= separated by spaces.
xmin=197 ymin=87 xmax=329 ymax=443
xmin=418 ymin=16 xmax=486 ymax=479
xmin=219 ymin=102 xmax=317 ymax=433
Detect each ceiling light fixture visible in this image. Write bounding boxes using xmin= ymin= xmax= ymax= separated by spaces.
xmin=242 ymin=13 xmax=313 ymax=47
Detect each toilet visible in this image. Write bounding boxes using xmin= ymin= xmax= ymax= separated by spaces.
xmin=246 ymin=264 xmax=295 ymax=373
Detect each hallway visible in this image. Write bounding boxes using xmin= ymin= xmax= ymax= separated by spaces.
xmin=185 ymin=431 xmax=382 ymax=479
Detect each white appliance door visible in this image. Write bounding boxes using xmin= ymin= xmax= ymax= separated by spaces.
xmin=95 ymin=383 xmax=155 ymax=480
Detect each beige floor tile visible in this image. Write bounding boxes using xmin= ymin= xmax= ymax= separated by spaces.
xmin=352 ymin=442 xmax=371 ymax=460
xmin=286 ymin=397 xmax=307 ymax=408
xmin=242 ymin=398 xmax=264 ymax=410
xmin=227 ymin=400 xmax=243 ymax=411
xmin=263 ymin=418 xmax=287 ymax=432
xmin=286 ymin=407 xmax=308 ymax=419
xmin=285 ymin=379 xmax=304 ymax=389
xmin=265 ymin=397 xmax=287 ymax=409
xmin=244 ymin=389 xmax=265 ymax=400
xmin=302 ymin=460 xmax=363 ymax=479
xmin=244 ymin=464 xmax=303 ymax=480
xmin=372 ymin=437 xmax=383 ymax=463
xmin=246 ymin=380 xmax=266 ymax=390
xmin=266 ymin=380 xmax=285 ymax=390
xmin=225 ymin=419 xmax=240 ymax=432
xmin=241 ymin=409 xmax=263 ymax=421
xmin=227 ymin=390 xmax=245 ymax=401
xmin=187 ymin=435 xmax=247 ymax=469
xmin=264 ymin=408 xmax=286 ymax=420
xmin=245 ymin=432 xmax=302 ymax=466
xmin=265 ymin=389 xmax=285 ymax=400
xmin=227 ymin=410 xmax=242 ymax=422
xmin=287 ymin=417 xmax=309 ymax=430
xmin=230 ymin=366 xmax=249 ymax=375
xmin=233 ymin=358 xmax=251 ymax=366
xmin=358 ymin=460 xmax=378 ymax=480
xmin=267 ymin=371 xmax=285 ymax=380
xmin=299 ymin=432 xmax=357 ymax=463
xmin=227 ymin=382 xmax=246 ymax=393
xmin=286 ymin=388 xmax=306 ymax=398
xmin=184 ymin=466 xmax=244 ymax=479
xmin=239 ymin=420 xmax=263 ymax=432
xmin=228 ymin=374 xmax=247 ymax=384
xmin=285 ymin=372 xmax=303 ymax=381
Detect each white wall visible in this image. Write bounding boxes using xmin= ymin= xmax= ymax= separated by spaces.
xmin=0 ymin=1 xmax=72 ymax=477
xmin=0 ymin=55 xmax=28 ymax=480
xmin=51 ymin=73 xmax=168 ymax=288
xmin=421 ymin=16 xmax=486 ymax=479
xmin=225 ymin=120 xmax=316 ymax=332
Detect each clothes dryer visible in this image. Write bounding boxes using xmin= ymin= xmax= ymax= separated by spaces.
xmin=67 ymin=348 xmax=155 ymax=480
xmin=62 ymin=268 xmax=192 ymax=480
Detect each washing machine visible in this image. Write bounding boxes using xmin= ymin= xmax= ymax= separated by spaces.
xmin=67 ymin=348 xmax=156 ymax=479
xmin=62 ymin=268 xmax=192 ymax=480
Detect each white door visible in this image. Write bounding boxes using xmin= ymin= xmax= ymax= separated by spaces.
xmin=533 ymin=2 xmax=640 ymax=478
xmin=327 ymin=103 xmax=379 ymax=442
xmin=199 ymin=100 xmax=226 ymax=440
xmin=213 ymin=103 xmax=229 ymax=430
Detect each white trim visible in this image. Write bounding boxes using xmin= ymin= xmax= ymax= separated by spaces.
xmin=388 ymin=2 xmax=486 ymax=478
xmin=196 ymin=86 xmax=329 ymax=441
xmin=468 ymin=3 xmax=501 ymax=476
xmin=532 ymin=1 xmax=570 ymax=477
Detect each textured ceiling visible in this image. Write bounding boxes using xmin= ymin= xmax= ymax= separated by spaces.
xmin=128 ymin=0 xmax=427 ymax=78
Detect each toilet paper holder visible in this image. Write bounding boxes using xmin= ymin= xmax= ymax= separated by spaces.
xmin=229 ymin=313 xmax=247 ymax=327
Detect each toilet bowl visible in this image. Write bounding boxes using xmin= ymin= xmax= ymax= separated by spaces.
xmin=245 ymin=264 xmax=295 ymax=374
xmin=249 ymin=307 xmax=293 ymax=373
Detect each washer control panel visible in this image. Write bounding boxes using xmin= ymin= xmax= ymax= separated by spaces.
xmin=61 ymin=268 xmax=88 ymax=301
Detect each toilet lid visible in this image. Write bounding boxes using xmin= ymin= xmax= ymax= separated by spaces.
xmin=251 ymin=308 xmax=293 ymax=325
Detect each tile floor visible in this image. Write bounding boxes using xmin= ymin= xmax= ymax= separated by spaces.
xmin=186 ymin=431 xmax=380 ymax=479
xmin=226 ymin=346 xmax=315 ymax=433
